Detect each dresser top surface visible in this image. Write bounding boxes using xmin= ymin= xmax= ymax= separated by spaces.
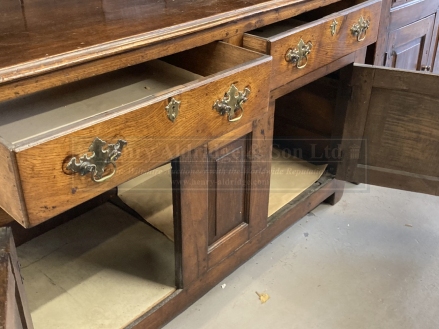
xmin=0 ymin=0 xmax=290 ymax=78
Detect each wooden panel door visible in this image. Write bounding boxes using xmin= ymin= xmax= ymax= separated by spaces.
xmin=173 ymin=109 xmax=273 ymax=287
xmin=385 ymin=15 xmax=435 ymax=71
xmin=207 ymin=136 xmax=249 ymax=245
xmin=0 ymin=228 xmax=33 ymax=329
xmin=206 ymin=134 xmax=253 ymax=268
xmin=206 ymin=114 xmax=272 ymax=269
xmin=337 ymin=64 xmax=439 ymax=195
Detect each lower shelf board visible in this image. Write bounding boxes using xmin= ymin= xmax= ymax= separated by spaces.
xmin=268 ymin=149 xmax=327 ymax=216
xmin=17 ymin=203 xmax=175 ymax=329
xmin=129 ymin=177 xmax=340 ymax=329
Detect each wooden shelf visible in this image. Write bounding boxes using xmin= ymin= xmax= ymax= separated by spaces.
xmin=18 ymin=203 xmax=175 ymax=329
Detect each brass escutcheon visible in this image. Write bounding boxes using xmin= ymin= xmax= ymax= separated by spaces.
xmin=66 ymin=137 xmax=127 ymax=183
xmin=213 ymin=84 xmax=250 ymax=122
xmin=351 ymin=16 xmax=370 ymax=42
xmin=165 ymin=97 xmax=180 ymax=122
xmin=285 ymin=38 xmax=313 ymax=69
xmin=330 ymin=19 xmax=338 ymax=36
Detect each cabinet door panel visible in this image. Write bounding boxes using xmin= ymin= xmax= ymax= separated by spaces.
xmin=388 ymin=0 xmax=439 ymax=31
xmin=208 ymin=136 xmax=249 ymax=245
xmin=386 ymin=15 xmax=435 ymax=70
xmin=207 ymin=113 xmax=272 ymax=268
xmin=337 ymin=64 xmax=439 ymax=195
xmin=174 ymin=110 xmax=272 ymax=284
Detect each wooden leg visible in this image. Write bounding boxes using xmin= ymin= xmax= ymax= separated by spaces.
xmin=324 ymin=180 xmax=345 ymax=205
xmin=0 ymin=228 xmax=34 ymax=329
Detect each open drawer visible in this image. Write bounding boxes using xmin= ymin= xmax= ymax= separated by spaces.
xmin=0 ymin=42 xmax=271 ymax=228
xmin=242 ymin=0 xmax=381 ymax=91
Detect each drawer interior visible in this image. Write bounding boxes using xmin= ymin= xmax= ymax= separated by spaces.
xmin=246 ymin=0 xmax=369 ymax=39
xmin=0 ymin=60 xmax=200 ymax=146
xmin=18 ymin=166 xmax=176 ymax=329
xmin=0 ymin=42 xmax=261 ymax=148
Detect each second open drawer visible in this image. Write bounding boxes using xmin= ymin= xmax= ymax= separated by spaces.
xmin=0 ymin=42 xmax=271 ymax=227
xmin=242 ymin=0 xmax=381 ymax=91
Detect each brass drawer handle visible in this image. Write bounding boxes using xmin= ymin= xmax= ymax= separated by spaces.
xmin=66 ymin=137 xmax=127 ymax=183
xmin=213 ymin=84 xmax=250 ymax=122
xmin=351 ymin=16 xmax=370 ymax=42
xmin=285 ymin=38 xmax=313 ymax=69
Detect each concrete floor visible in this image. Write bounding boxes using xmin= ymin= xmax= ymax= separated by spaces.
xmin=164 ymin=183 xmax=439 ymax=329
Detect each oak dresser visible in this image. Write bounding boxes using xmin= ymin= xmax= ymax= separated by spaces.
xmin=1 ymin=0 xmax=439 ymax=328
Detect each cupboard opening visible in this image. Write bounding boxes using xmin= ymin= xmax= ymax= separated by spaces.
xmin=268 ymin=71 xmax=342 ymax=218
xmin=17 ymin=164 xmax=178 ymax=329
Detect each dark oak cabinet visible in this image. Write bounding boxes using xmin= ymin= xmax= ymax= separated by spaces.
xmin=385 ymin=14 xmax=435 ymax=70
xmin=375 ymin=0 xmax=439 ymax=71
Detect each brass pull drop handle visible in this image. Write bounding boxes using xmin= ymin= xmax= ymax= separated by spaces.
xmin=90 ymin=159 xmax=117 ymax=183
xmin=213 ymin=84 xmax=250 ymax=122
xmin=66 ymin=137 xmax=127 ymax=183
xmin=285 ymin=38 xmax=313 ymax=69
xmin=351 ymin=16 xmax=370 ymax=42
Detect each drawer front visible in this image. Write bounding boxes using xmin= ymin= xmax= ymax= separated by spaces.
xmin=243 ymin=0 xmax=381 ymax=91
xmin=12 ymin=46 xmax=271 ymax=227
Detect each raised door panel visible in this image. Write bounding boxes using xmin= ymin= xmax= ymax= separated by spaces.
xmin=208 ymin=136 xmax=248 ymax=245
xmin=385 ymin=15 xmax=435 ymax=70
xmin=390 ymin=39 xmax=423 ymax=70
xmin=206 ymin=112 xmax=273 ymax=268
xmin=337 ymin=64 xmax=439 ymax=195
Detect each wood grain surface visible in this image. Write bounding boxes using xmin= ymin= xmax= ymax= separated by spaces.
xmin=337 ymin=64 xmax=439 ymax=195
xmin=208 ymin=136 xmax=249 ymax=245
xmin=10 ymin=43 xmax=270 ymax=227
xmin=0 ymin=228 xmax=34 ymax=329
xmin=0 ymin=210 xmax=13 ymax=227
xmin=0 ymin=141 xmax=27 ymax=226
xmin=385 ymin=14 xmax=435 ymax=70
xmin=388 ymin=0 xmax=439 ymax=31
xmin=243 ymin=0 xmax=381 ymax=90
xmin=0 ymin=0 xmax=341 ymax=101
